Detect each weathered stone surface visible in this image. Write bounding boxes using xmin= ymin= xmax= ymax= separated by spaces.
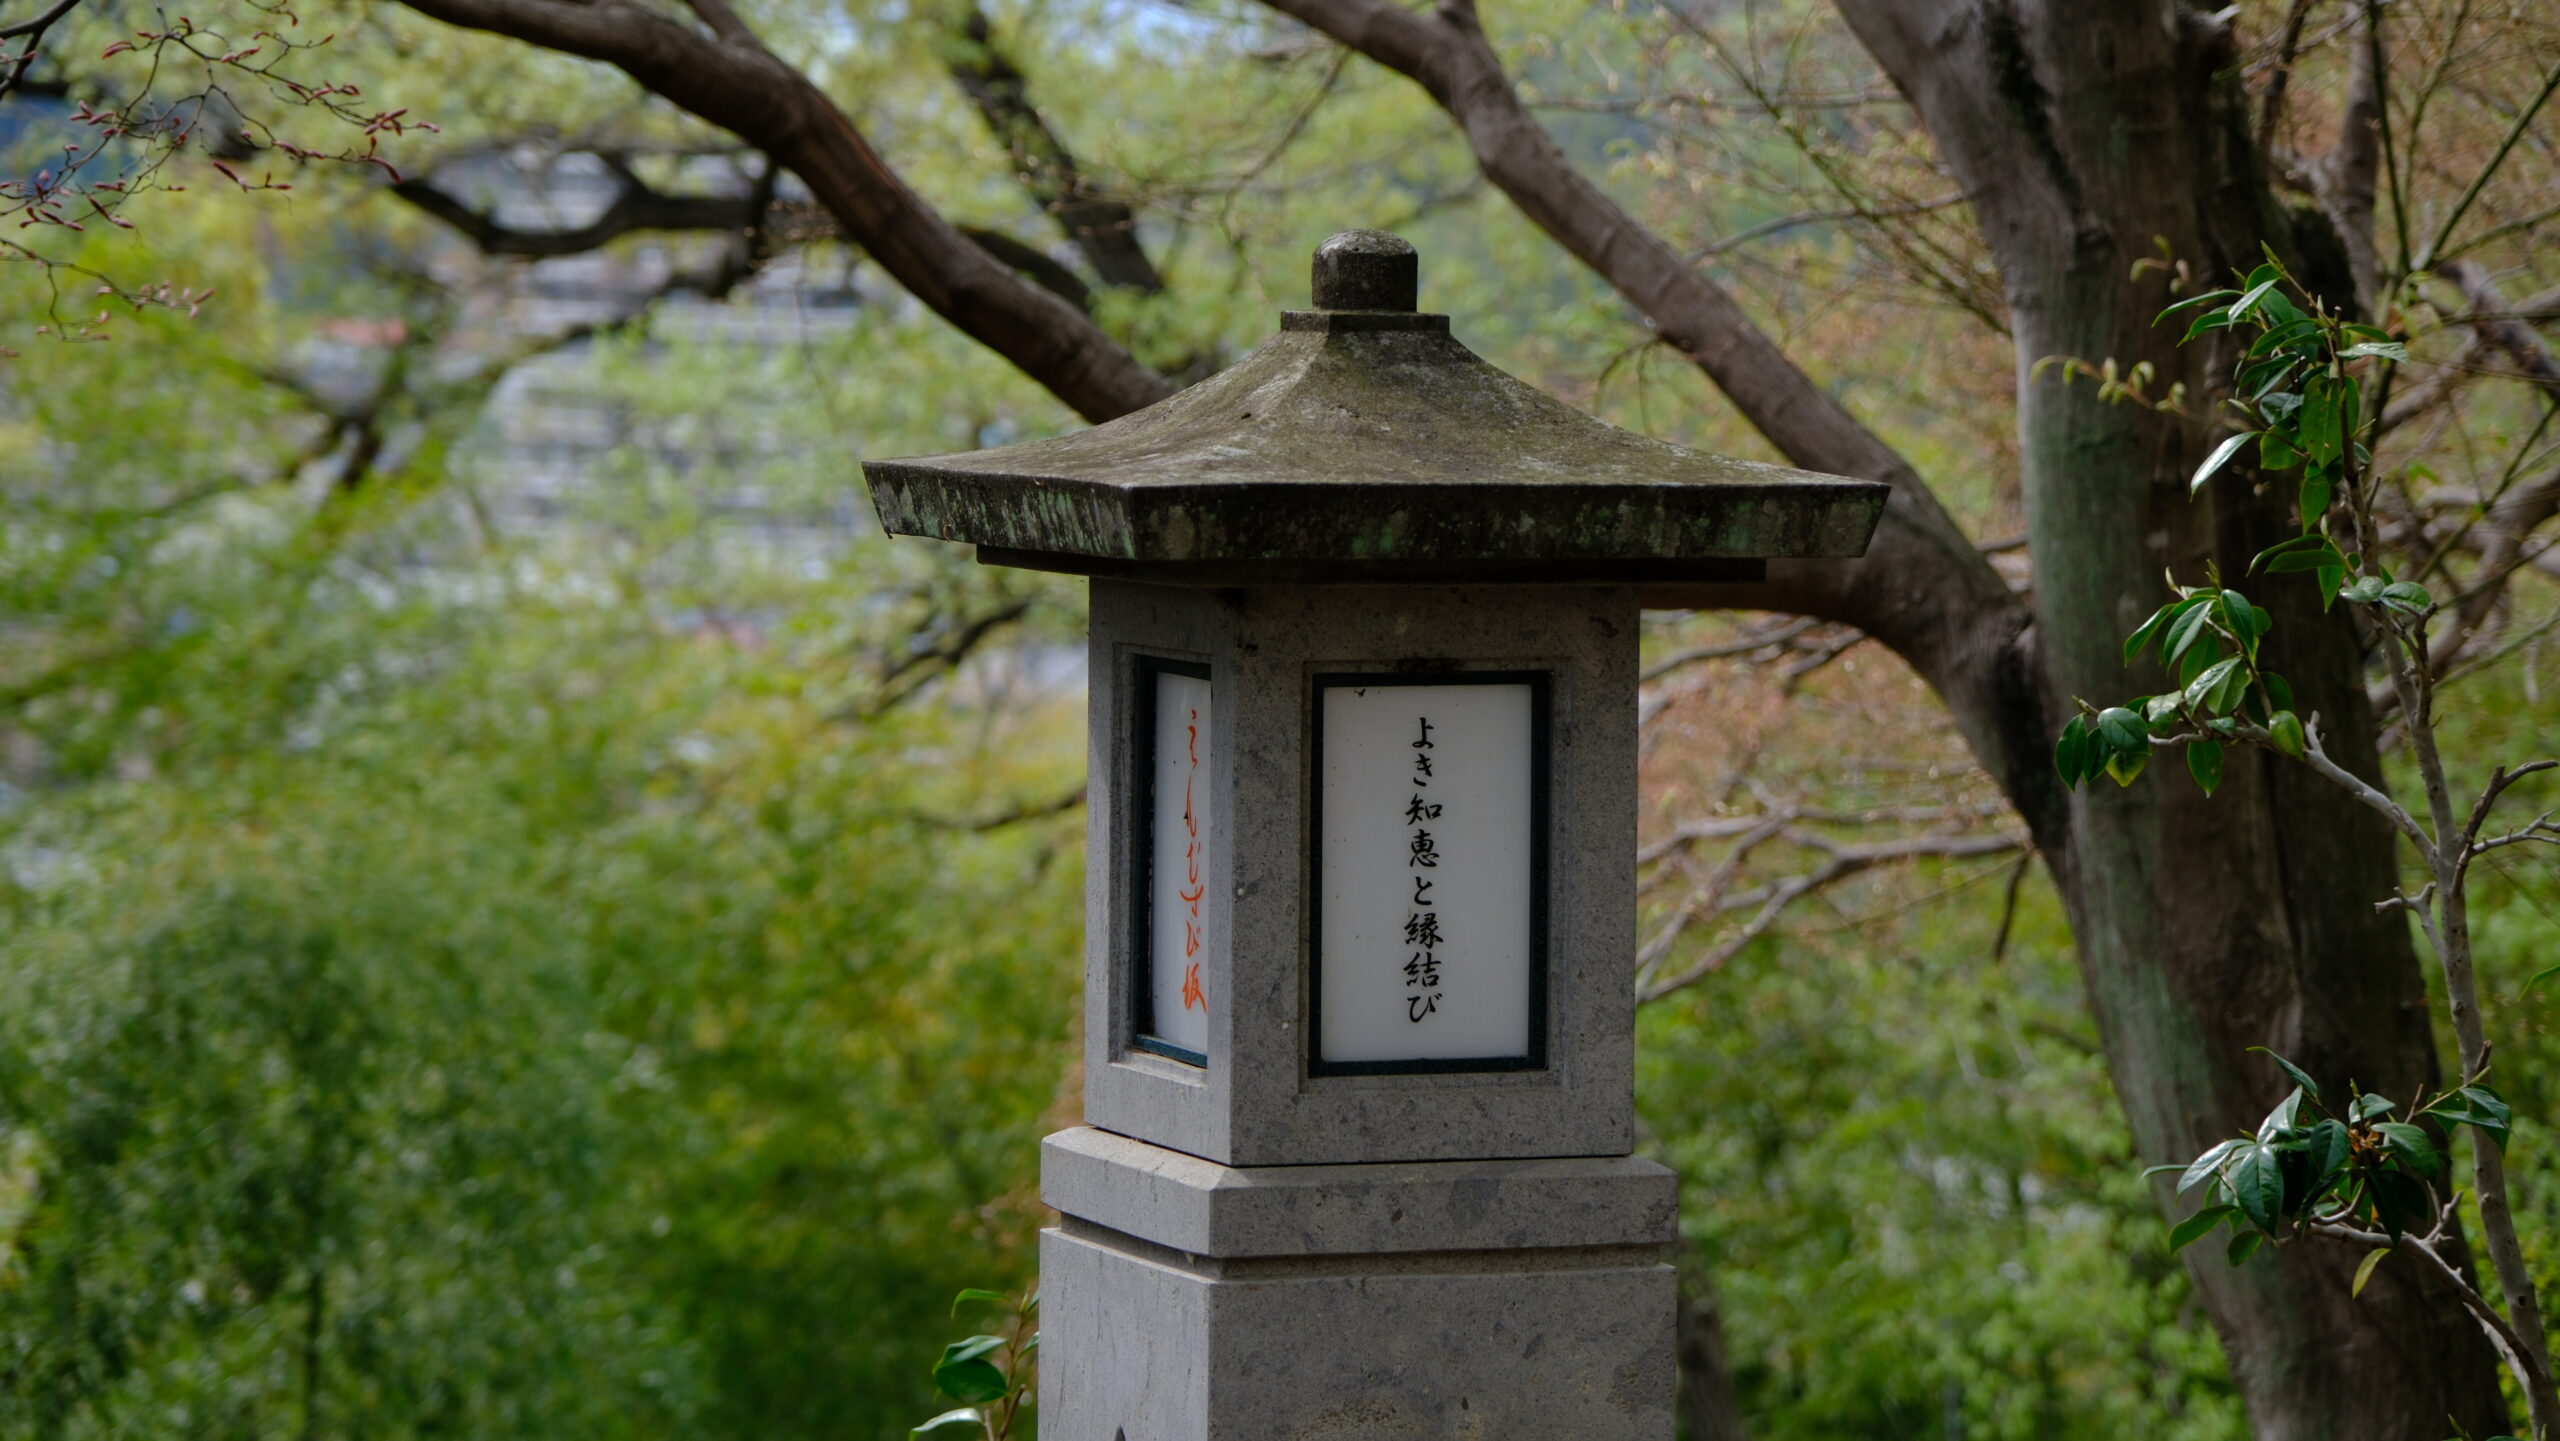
xmin=1310 ymin=229 xmax=1420 ymax=313
xmin=1043 ymin=1126 xmax=1676 ymax=1260
xmin=862 ymin=236 xmax=1886 ymax=578
xmin=1084 ymin=582 xmax=1639 ymax=1167
xmin=1039 ymin=1222 xmax=1676 ymax=1441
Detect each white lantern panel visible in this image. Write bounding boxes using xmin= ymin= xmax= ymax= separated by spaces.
xmin=1315 ymin=677 xmax=1542 ymax=1070
xmin=1141 ymin=665 xmax=1213 ymax=1061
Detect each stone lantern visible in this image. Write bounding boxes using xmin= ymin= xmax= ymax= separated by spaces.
xmin=864 ymin=231 xmax=1885 ymax=1439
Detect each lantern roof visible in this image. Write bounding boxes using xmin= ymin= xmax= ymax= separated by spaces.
xmin=862 ymin=231 xmax=1888 ymax=585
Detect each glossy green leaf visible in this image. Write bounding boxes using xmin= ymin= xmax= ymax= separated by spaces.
xmin=911 ymin=1408 xmax=986 ymax=1439
xmin=2351 ymin=1247 xmax=2390 ymax=1298
xmin=2230 ymin=1142 xmax=2283 ymax=1229
xmin=2373 ymin=1122 xmax=2442 ymax=1179
xmin=2170 ymin=1204 xmax=2237 ymax=1252
xmin=2251 ymin=1048 xmax=2322 ymax=1104
xmin=2178 ymin=1137 xmax=2246 ymax=1195
xmin=2054 ymin=715 xmax=2094 ymax=788
xmin=2225 ymin=1229 xmax=2265 ymax=1266
xmin=2258 ymin=1087 xmax=2304 ymax=1143
xmin=950 ymin=1289 xmax=1010 ymax=1316
xmin=2165 ymin=600 xmax=2219 ymax=664
xmin=2122 ymin=600 xmax=2181 ymax=664
xmin=2156 ymin=288 xmax=2243 ymax=322
xmin=2183 ymin=657 xmax=2242 ymax=715
xmin=2379 ymin=581 xmax=2432 ymax=615
xmin=933 ymin=1336 xmax=1010 ymax=1404
xmin=2341 ymin=340 xmax=2408 ymax=361
xmin=2095 ymin=706 xmax=2149 ymax=758
xmin=2351 ymin=1092 xmax=2396 ymax=1122
xmin=2268 ymin=710 xmax=2307 ymax=759
xmin=2187 ymin=739 xmax=2223 ymax=795
xmin=2263 ymin=424 xmax=2304 ymax=470
xmin=2190 ymin=431 xmax=2259 ymax=494
xmin=2263 ymin=545 xmax=2344 ymax=574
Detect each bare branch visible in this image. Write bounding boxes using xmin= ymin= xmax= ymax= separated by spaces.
xmin=943 ymin=5 xmax=1164 ymax=293
xmin=393 ymin=0 xmax=1173 ymax=422
xmin=1260 ymin=0 xmax=2048 ymax=842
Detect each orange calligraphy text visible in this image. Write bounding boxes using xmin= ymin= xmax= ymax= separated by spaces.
xmin=1180 ymin=708 xmax=1208 ymax=1012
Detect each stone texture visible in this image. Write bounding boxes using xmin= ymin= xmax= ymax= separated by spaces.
xmin=1084 ymin=581 xmax=1639 ymax=1167
xmin=1310 ymin=229 xmax=1419 ymax=312
xmin=1041 ymin=1126 xmax=1677 ymax=1259
xmin=861 ymin=242 xmax=1886 ymax=580
xmin=1039 ymin=1129 xmax=1678 ymax=1441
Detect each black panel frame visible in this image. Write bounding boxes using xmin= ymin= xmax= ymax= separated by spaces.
xmin=1307 ymin=670 xmax=1552 ymax=1078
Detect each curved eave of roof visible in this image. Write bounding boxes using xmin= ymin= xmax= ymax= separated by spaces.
xmin=862 ymin=314 xmax=1890 ymax=565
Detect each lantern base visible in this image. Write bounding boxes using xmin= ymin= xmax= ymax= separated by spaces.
xmin=1036 ymin=1126 xmax=1677 ymax=1440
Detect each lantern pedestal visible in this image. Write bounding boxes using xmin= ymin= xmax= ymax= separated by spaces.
xmin=1038 ymin=1127 xmax=1678 ymax=1440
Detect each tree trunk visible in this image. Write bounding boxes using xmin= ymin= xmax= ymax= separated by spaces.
xmin=1837 ymin=4 xmax=2507 ymax=1435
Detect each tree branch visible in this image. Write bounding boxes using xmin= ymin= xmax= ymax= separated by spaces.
xmin=393 ymin=0 xmax=1172 ymax=422
xmin=942 ymin=4 xmax=1164 ymax=293
xmin=1258 ymin=0 xmax=2050 ymax=842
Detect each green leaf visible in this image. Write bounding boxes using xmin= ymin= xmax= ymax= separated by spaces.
xmin=2315 ymin=562 xmax=2344 ymax=609
xmin=2123 ymin=601 xmax=2181 ymax=664
xmin=2182 ymin=309 xmax=2242 ymax=343
xmin=2231 ymin=1142 xmax=2283 ymax=1229
xmin=912 ymin=1409 xmax=986 ymax=1439
xmin=2306 ymin=1119 xmax=2353 ymax=1185
xmin=2342 ymin=575 xmax=2388 ymax=606
xmin=2054 ymin=714 xmax=2093 ymax=788
xmin=2250 ymin=532 xmax=2326 ymax=570
xmin=2258 ymin=1087 xmax=2305 ymax=1142
xmin=2176 ymin=633 xmax=2225 ymax=688
xmin=933 ymin=1337 xmax=1010 ymax=1404
xmin=2425 ymin=1086 xmax=2514 ymax=1151
xmin=2298 ymin=468 xmax=2334 ymax=532
xmin=2178 ymin=1138 xmax=2246 ymax=1195
xmin=2374 ymin=1122 xmax=2443 ymax=1179
xmin=2262 ymin=673 xmax=2294 ymax=712
xmin=2268 ymin=710 xmax=2307 ymax=759
xmin=2156 ymin=288 xmax=2243 ymax=323
xmin=2095 ymin=706 xmax=2148 ymax=757
xmin=2525 ymin=962 xmax=2560 ymax=995
xmin=2352 ymin=1247 xmax=2390 ymax=1298
xmin=2191 ymin=431 xmax=2260 ymax=494
xmin=2251 ymin=1048 xmax=2323 ymax=1104
xmin=2342 ymin=340 xmax=2409 ymax=361
xmin=2143 ymin=693 xmax=2184 ymax=728
xmin=2264 ymin=545 xmax=2345 ymax=574
xmin=2183 ymin=656 xmax=2243 ymax=715
xmin=2096 ymin=706 xmax=2150 ymax=786
xmin=2226 ymin=1228 xmax=2265 ymax=1266
xmin=2171 ymin=1204 xmax=2238 ymax=1252
xmin=2247 ymin=314 xmax=2322 ymax=358
xmin=2230 ymin=272 xmax=2283 ymax=321
xmin=950 ymin=1289 xmax=1010 ymax=1317
xmin=2351 ymin=1092 xmax=2395 ymax=1122
xmin=2106 ymin=748 xmax=2149 ymax=787
xmin=2187 ymin=739 xmax=2224 ymax=795
xmin=2300 ymin=376 xmax=2342 ymax=465
xmin=2371 ymin=1167 xmax=2431 ymax=1241
xmin=2380 ymin=581 xmax=2432 ymax=615
xmin=2166 ymin=599 xmax=2219 ymax=664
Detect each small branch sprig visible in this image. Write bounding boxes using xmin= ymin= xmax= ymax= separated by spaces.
xmin=2055 ymin=252 xmax=2560 ymax=1435
xmin=912 ymin=1287 xmax=1038 ymax=1441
